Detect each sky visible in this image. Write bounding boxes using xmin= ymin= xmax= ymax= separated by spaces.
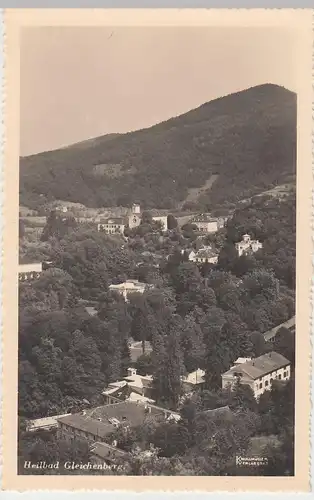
xmin=20 ymin=26 xmax=296 ymax=156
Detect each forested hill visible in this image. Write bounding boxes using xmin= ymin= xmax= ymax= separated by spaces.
xmin=20 ymin=83 xmax=296 ymax=210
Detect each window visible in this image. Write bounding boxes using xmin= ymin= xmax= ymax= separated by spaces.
xmin=259 ymin=383 xmax=262 ymax=389
xmin=270 ymin=378 xmax=273 ymax=384
xmin=284 ymin=371 xmax=287 ymax=378
xmin=278 ymin=374 xmax=282 ymax=380
xmin=265 ymin=380 xmax=269 ymax=387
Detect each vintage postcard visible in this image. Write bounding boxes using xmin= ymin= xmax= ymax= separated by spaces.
xmin=2 ymin=8 xmax=312 ymax=492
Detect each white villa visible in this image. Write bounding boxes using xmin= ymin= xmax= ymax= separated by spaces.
xmin=97 ymin=217 xmax=125 ymax=235
xmin=221 ymin=352 xmax=291 ymax=399
xmin=109 ymin=280 xmax=154 ymax=301
xmin=188 ymin=246 xmax=218 ymax=264
xmin=235 ymin=234 xmax=263 ymax=257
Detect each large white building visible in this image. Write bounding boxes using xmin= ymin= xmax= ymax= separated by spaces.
xmin=235 ymin=234 xmax=263 ymax=257
xmin=221 ymin=352 xmax=291 ymax=399
xmin=97 ymin=217 xmax=125 ymax=235
xmin=109 ymin=279 xmax=153 ymax=301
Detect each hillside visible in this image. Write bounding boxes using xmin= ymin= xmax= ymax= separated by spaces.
xmin=19 ymin=84 xmax=296 ymax=210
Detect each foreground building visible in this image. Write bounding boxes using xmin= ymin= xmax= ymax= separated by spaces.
xmin=221 ymin=352 xmax=291 ymax=399
xmin=90 ymin=441 xmax=129 ymax=466
xmin=57 ymin=400 xmax=180 ymax=447
xmin=57 ymin=401 xmax=163 ymax=445
xmin=235 ymin=234 xmax=263 ymax=257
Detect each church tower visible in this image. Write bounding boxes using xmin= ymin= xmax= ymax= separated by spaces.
xmin=128 ymin=203 xmax=141 ymax=228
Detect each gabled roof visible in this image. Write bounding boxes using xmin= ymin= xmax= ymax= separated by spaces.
xmin=126 ymin=392 xmax=155 ymax=404
xmin=58 ymin=401 xmax=163 ymax=437
xmin=222 ymin=352 xmax=290 ymax=380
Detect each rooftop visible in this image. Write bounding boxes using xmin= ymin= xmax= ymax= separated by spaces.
xmin=90 ymin=442 xmax=129 ymax=460
xmin=109 ymin=280 xmax=148 ymax=291
xmin=99 ymin=217 xmax=125 ymax=225
xmin=123 ymin=373 xmax=153 ymax=390
xmin=181 ymin=369 xmax=205 ymax=385
xmin=263 ymin=316 xmax=295 ymax=342
xmin=58 ymin=401 xmax=163 ymax=438
xmin=195 ymin=248 xmax=218 ymax=259
xmin=222 ymin=352 xmax=290 ymax=380
xmin=191 ymin=214 xmax=217 ymax=223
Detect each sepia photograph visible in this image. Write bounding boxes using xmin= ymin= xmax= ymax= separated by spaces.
xmin=2 ymin=8 xmax=312 ymax=492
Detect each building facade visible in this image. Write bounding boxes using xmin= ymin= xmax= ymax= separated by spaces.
xmin=109 ymin=280 xmax=153 ymax=301
xmin=190 ymin=214 xmax=219 ymax=233
xmin=18 ymin=262 xmax=43 ymax=281
xmin=188 ymin=246 xmax=218 ymax=264
xmin=221 ymin=352 xmax=291 ymax=399
xmin=235 ymin=234 xmax=263 ymax=257
xmin=151 ymin=215 xmax=168 ymax=231
xmin=97 ymin=217 xmax=125 ymax=235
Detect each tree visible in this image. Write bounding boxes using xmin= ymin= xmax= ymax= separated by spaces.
xmin=273 ymin=327 xmax=295 ymax=367
xmin=41 ymin=210 xmax=77 ymax=241
xmin=151 ymin=315 xmax=185 ymax=409
xmin=167 ymin=214 xmax=178 ymax=230
xmin=19 ymin=219 xmax=25 ymax=239
xmin=134 ymin=353 xmax=154 ymax=376
xmin=201 ymin=307 xmax=228 ymax=390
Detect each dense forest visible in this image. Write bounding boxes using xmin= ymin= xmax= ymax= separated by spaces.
xmin=18 ymin=192 xmax=296 ymax=475
xmin=19 ymin=84 xmax=296 ymax=210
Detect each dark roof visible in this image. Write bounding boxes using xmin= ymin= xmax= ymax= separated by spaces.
xmin=195 ymin=248 xmax=218 ymax=259
xmin=99 ymin=217 xmax=125 ymax=225
xmin=58 ymin=402 xmax=163 ymax=437
xmin=58 ymin=413 xmax=112 ymax=439
xmin=223 ymin=352 xmax=290 ymax=380
xmin=90 ymin=442 xmax=128 ymax=460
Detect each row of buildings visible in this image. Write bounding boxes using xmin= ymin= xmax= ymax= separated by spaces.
xmin=27 ymin=351 xmax=291 ymax=467
xmin=96 ymin=204 xmax=228 ymax=236
xmin=19 ymin=233 xmax=262 ymax=283
xmin=97 ymin=204 xmax=168 ymax=234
